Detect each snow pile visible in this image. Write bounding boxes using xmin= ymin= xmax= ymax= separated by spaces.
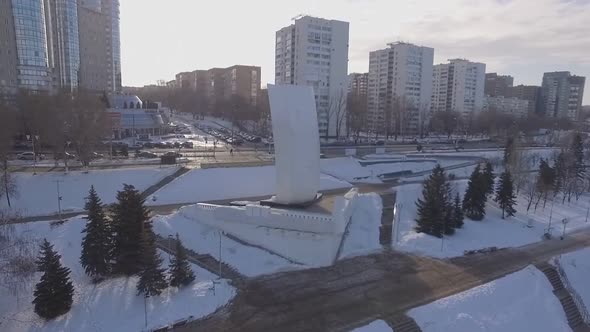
xmin=409 ymin=266 xmax=571 ymax=332
xmin=558 ymin=248 xmax=590 ymax=309
xmin=339 ymin=193 xmax=383 ymax=259
xmin=0 ymin=217 xmax=235 ymax=332
xmin=353 ymin=320 xmax=392 ymax=332
xmin=153 ymin=213 xmax=298 ymax=276
xmin=320 ymin=157 xmax=380 ymax=183
xmin=1 ymin=166 xmax=179 ymax=217
xmin=148 ymin=165 xmax=351 ymax=205
xmin=392 ymin=180 xmax=589 ymax=258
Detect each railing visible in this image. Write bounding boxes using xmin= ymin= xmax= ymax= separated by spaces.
xmin=555 ymin=258 xmax=590 ymax=325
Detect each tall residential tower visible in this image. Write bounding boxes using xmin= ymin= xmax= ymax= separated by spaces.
xmin=540 ymin=71 xmax=585 ymax=120
xmin=275 ymin=15 xmax=350 ymax=138
xmin=431 ymin=59 xmax=486 ymax=117
xmin=367 ymin=42 xmax=434 ymax=135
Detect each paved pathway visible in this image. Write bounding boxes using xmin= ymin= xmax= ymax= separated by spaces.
xmin=177 ymin=228 xmax=590 ymax=332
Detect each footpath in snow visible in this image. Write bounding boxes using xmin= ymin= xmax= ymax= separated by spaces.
xmin=148 ymin=165 xmax=352 ymax=205
xmin=408 ymin=266 xmax=571 ymax=332
xmin=352 ymin=320 xmax=392 ymax=332
xmin=1 ymin=166 xmax=179 ymax=217
xmin=0 ymin=217 xmax=234 ymax=332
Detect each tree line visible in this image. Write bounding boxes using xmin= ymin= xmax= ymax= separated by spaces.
xmin=32 ymin=185 xmax=195 ymax=320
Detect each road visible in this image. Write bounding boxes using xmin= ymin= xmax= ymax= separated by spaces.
xmin=178 ymin=228 xmax=590 ymax=332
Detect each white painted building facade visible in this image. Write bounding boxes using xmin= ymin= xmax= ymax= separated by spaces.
xmin=275 ymin=16 xmax=350 ymax=138
xmin=484 ymin=96 xmax=529 ymax=118
xmin=366 ymin=42 xmax=434 ymax=135
xmin=431 ymin=59 xmax=486 ymax=118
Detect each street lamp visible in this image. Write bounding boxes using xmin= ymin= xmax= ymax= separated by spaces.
xmin=561 ymin=218 xmax=569 ymax=240
xmin=27 ymin=134 xmax=40 ymax=175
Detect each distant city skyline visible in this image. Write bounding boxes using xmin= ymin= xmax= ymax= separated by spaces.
xmin=119 ymin=0 xmax=590 ymax=104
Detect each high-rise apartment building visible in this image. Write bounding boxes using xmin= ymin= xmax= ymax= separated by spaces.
xmin=275 ymin=15 xmax=350 ymax=138
xmin=484 ymin=96 xmax=529 ymax=118
xmin=507 ymin=84 xmax=541 ymax=116
xmin=366 ymin=42 xmax=434 ymax=135
xmin=78 ymin=0 xmax=121 ymax=93
xmin=484 ymin=73 xmax=513 ymax=97
xmin=348 ymin=73 xmax=368 ymax=97
xmin=431 ymin=59 xmax=486 ymax=117
xmin=0 ymin=0 xmax=121 ymax=95
xmin=540 ymin=71 xmax=585 ymax=120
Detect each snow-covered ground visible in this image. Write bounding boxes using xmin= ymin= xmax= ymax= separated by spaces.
xmin=339 ymin=193 xmax=383 ymax=259
xmin=0 ymin=217 xmax=235 ymax=332
xmin=153 ymin=212 xmax=298 ymax=276
xmin=352 ymin=320 xmax=392 ymax=332
xmin=148 ymin=165 xmax=352 ymax=205
xmin=557 ymin=248 xmax=590 ymax=310
xmin=320 ymin=157 xmax=381 ymax=183
xmin=392 ymin=180 xmax=590 ymax=258
xmin=409 ymin=266 xmax=571 ymax=332
xmin=364 ymin=161 xmax=437 ymax=176
xmin=1 ymin=166 xmax=179 ymax=217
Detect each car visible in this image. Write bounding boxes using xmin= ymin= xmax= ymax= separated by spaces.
xmin=182 ymin=141 xmax=194 ymax=148
xmin=173 ymin=141 xmax=181 ymax=148
xmin=55 ymin=152 xmax=76 ymax=160
xmin=163 ymin=151 xmax=182 ymax=158
xmin=17 ymin=151 xmax=44 ymax=160
xmin=143 ymin=142 xmax=155 ymax=148
xmin=137 ymin=151 xmax=158 ymax=158
xmin=90 ymin=152 xmax=104 ymax=159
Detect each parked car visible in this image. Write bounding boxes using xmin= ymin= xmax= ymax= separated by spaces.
xmin=181 ymin=141 xmax=194 ymax=148
xmin=137 ymin=151 xmax=158 ymax=158
xmin=163 ymin=151 xmax=182 ymax=158
xmin=55 ymin=152 xmax=76 ymax=160
xmin=90 ymin=152 xmax=105 ymax=159
xmin=17 ymin=152 xmax=44 ymax=160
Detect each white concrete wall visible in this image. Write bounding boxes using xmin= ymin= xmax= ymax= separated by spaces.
xmin=180 ymin=189 xmax=360 ymax=266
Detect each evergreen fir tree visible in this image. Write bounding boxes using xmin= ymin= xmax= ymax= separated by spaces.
xmin=495 ymin=171 xmax=517 ymax=219
xmin=137 ymin=228 xmax=167 ymax=296
xmin=452 ymin=193 xmax=464 ymax=228
xmin=482 ymin=162 xmax=495 ymax=196
xmin=503 ymin=137 xmax=515 ymax=166
xmin=80 ymin=186 xmax=113 ymax=281
xmin=462 ymin=165 xmax=487 ymax=221
xmin=169 ymin=234 xmax=195 ymax=287
xmin=33 ymin=239 xmax=75 ymax=320
xmin=415 ymin=165 xmax=448 ymax=238
xmin=570 ymin=133 xmax=586 ymax=199
xmin=112 ymin=184 xmax=150 ymax=276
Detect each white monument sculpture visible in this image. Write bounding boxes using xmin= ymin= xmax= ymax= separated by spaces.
xmin=267 ymin=84 xmax=321 ymax=205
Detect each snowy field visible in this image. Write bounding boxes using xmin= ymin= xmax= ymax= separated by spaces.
xmin=364 ymin=161 xmax=437 ymax=176
xmin=408 ymin=266 xmax=571 ymax=332
xmin=352 ymin=320 xmax=392 ymax=332
xmin=1 ymin=166 xmax=179 ymax=217
xmin=558 ymin=248 xmax=590 ymax=310
xmin=0 ymin=217 xmax=235 ymax=332
xmin=339 ymin=193 xmax=383 ymax=259
xmin=153 ymin=212 xmax=298 ymax=276
xmin=320 ymin=157 xmax=381 ymax=183
xmin=392 ymin=180 xmax=590 ymax=258
xmin=148 ymin=165 xmax=352 ymax=205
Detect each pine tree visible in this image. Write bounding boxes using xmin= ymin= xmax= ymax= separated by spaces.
xmin=415 ymin=165 xmax=448 ymax=238
xmin=137 ymin=229 xmax=167 ymax=296
xmin=482 ymin=162 xmax=495 ymax=196
xmin=112 ymin=184 xmax=150 ymax=276
xmin=452 ymin=193 xmax=464 ymax=228
xmin=462 ymin=165 xmax=487 ymax=221
xmin=495 ymin=171 xmax=517 ymax=219
xmin=503 ymin=137 xmax=515 ymax=167
xmin=80 ymin=186 xmax=113 ymax=281
xmin=169 ymin=234 xmax=195 ymax=287
xmin=33 ymin=239 xmax=75 ymax=320
xmin=570 ymin=133 xmax=586 ymax=199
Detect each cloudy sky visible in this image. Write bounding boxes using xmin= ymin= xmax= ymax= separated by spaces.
xmin=120 ymin=0 xmax=590 ymax=104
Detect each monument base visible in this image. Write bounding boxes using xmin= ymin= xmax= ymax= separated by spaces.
xmin=259 ymin=193 xmax=324 ymax=209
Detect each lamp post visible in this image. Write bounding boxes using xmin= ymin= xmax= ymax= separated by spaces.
xmin=561 ymin=218 xmax=569 ymax=240
xmin=55 ymin=180 xmax=63 ymax=222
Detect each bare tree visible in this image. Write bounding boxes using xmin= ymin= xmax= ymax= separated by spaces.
xmin=0 ymin=103 xmax=18 ymax=207
xmin=326 ymin=89 xmax=347 ymax=141
xmin=346 ymin=92 xmax=367 ymax=143
xmin=430 ymin=110 xmax=462 ymax=138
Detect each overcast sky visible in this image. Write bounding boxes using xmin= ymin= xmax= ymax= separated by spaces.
xmin=120 ymin=0 xmax=590 ymax=104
